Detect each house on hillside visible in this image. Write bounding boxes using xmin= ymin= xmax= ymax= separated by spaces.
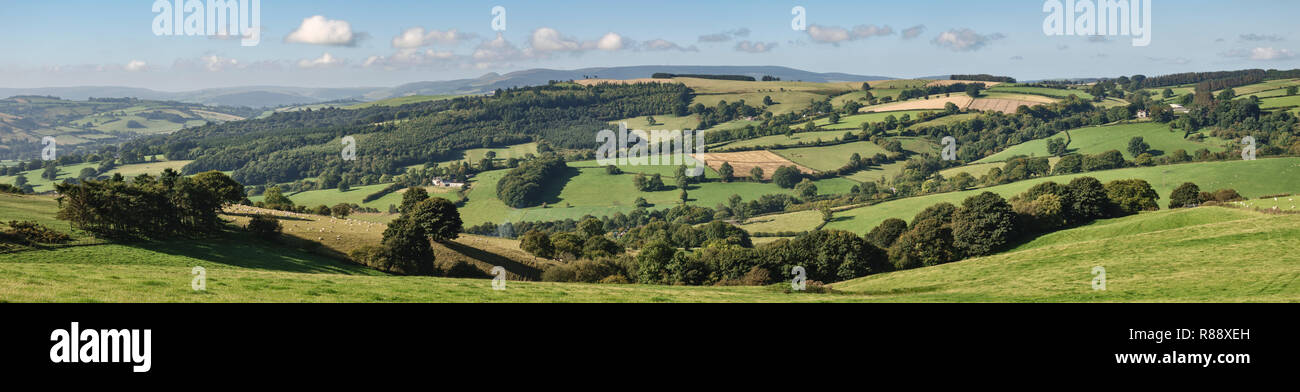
xmin=1170 ymin=104 xmax=1190 ymax=114
xmin=1136 ymin=110 xmax=1149 ymax=119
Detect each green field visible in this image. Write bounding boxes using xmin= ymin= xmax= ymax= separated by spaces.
xmin=911 ymin=113 xmax=978 ymax=128
xmin=832 ymin=207 xmax=1300 ymax=302
xmin=719 ymin=130 xmax=855 ymax=149
xmin=775 ymin=141 xmax=887 ymax=171
xmin=975 ymin=122 xmax=1227 ymax=163
xmin=5 ymin=190 xmax=1296 ymax=302
xmin=455 ymin=159 xmax=857 ymax=225
xmin=1260 ymin=94 xmax=1300 ymax=114
xmin=814 ymin=110 xmax=937 ymax=130
xmin=987 ymin=85 xmax=1094 ymax=100
xmin=611 ymin=114 xmax=702 ymax=131
xmin=743 ymin=157 xmax=1300 ymax=234
xmin=251 ymin=183 xmax=460 ymax=210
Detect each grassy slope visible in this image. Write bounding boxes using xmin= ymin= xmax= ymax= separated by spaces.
xmin=976 ymin=122 xmax=1226 ymax=163
xmin=833 ymin=208 xmax=1300 ymax=302
xmin=813 ymin=110 xmax=937 ymax=130
xmin=743 ymin=157 xmax=1300 ymax=234
xmin=456 ymin=159 xmax=857 ymax=225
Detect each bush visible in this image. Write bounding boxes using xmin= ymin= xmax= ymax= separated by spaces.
xmin=520 ymin=230 xmax=554 ymax=259
xmin=1169 ymin=182 xmax=1203 ymax=209
xmin=1104 ymin=179 xmax=1160 ymax=215
xmin=888 ymin=218 xmax=957 ymax=270
xmin=952 ymin=192 xmax=1018 ymax=257
xmin=2 ymin=220 xmax=72 ymax=245
xmin=772 ymin=166 xmax=803 ymax=188
xmin=866 ymin=218 xmax=908 ymax=249
xmin=246 ymin=214 xmax=282 ymax=240
xmin=440 ymin=260 xmax=488 ymax=278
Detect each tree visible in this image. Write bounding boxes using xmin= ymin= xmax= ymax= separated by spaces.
xmin=965 ymin=84 xmax=983 ymax=98
xmin=13 ymin=175 xmax=26 ymax=187
xmin=582 ymin=235 xmax=623 ymax=259
xmin=1046 ymin=138 xmax=1069 ymax=156
xmin=1169 ymin=182 xmax=1203 ymax=209
xmin=399 ymin=186 xmax=429 ymax=213
xmin=646 ymin=115 xmax=657 ymax=126
xmin=41 ymin=164 xmax=58 ymax=181
xmin=520 ymin=230 xmax=554 ymax=259
xmin=951 ymin=192 xmax=1017 ymax=257
xmin=405 ymin=197 xmax=463 ymax=242
xmin=193 ymin=171 xmax=245 ymax=204
xmin=888 ymin=218 xmax=957 ymax=270
xmin=78 ymin=167 xmax=97 ymax=180
xmin=866 ymin=218 xmax=908 ymax=249
xmin=605 ymin=165 xmax=622 ymax=175
xmin=718 ymin=162 xmax=734 ymax=182
xmin=1162 ymin=88 xmax=1174 ymax=98
xmin=262 ymin=185 xmax=294 ymax=209
xmin=246 ymin=214 xmax=282 ymax=240
xmin=1066 ymin=177 xmax=1110 ymax=222
xmin=379 ymin=217 xmax=436 ymax=275
xmin=636 ymin=241 xmax=677 ymax=284
xmin=1104 ymin=179 xmax=1160 ymax=215
xmin=1127 ymin=136 xmax=1150 ymax=157
xmin=331 ymin=203 xmax=352 ymax=218
xmin=819 ymin=205 xmax=833 ymax=223
xmin=1289 ymin=86 xmax=1299 ymax=96
xmin=577 ymin=217 xmax=605 ymax=238
xmin=795 ymin=179 xmax=818 ymax=198
xmin=772 ymin=166 xmax=802 ymax=188
xmin=828 ymin=112 xmax=840 ymax=124
xmin=750 ymin=167 xmax=764 ymax=182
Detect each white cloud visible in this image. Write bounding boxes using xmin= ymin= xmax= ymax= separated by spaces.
xmin=807 ymin=24 xmax=894 ymax=44
xmin=171 ymin=55 xmax=242 ymax=72
xmin=932 ymin=28 xmax=1003 ymax=51
xmin=298 ymin=53 xmax=346 ymax=69
xmin=392 ymin=27 xmax=476 ymax=49
xmin=698 ymin=28 xmax=750 ymax=43
xmin=642 ymin=39 xmax=698 ymax=52
xmin=530 ymin=27 xmax=582 ymax=52
xmin=735 ymin=41 xmax=776 ymax=53
xmin=902 ymin=25 xmax=926 ymax=39
xmin=594 ymin=32 xmax=625 ymax=51
xmin=285 ymin=16 xmax=363 ymax=46
xmin=473 ymin=33 xmax=527 ymax=63
xmin=124 ymin=60 xmax=148 ymax=72
xmin=1221 ymin=47 xmax=1296 ymax=60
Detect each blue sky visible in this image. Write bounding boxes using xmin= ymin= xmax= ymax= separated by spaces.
xmin=2 ymin=0 xmax=1297 ymax=90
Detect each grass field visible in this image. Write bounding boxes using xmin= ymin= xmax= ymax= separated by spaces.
xmin=1260 ymin=94 xmax=1300 ymax=115
xmin=814 ymin=110 xmax=937 ymax=130
xmin=832 ymin=207 xmax=1300 ymax=302
xmin=911 ymin=113 xmax=978 ymax=128
xmin=5 ymin=196 xmax=1296 ymax=302
xmin=251 ymin=183 xmax=460 ymax=210
xmin=975 ymin=122 xmax=1227 ymax=163
xmin=775 ymin=141 xmax=887 ymax=171
xmin=454 ymin=159 xmax=857 ymax=225
xmin=719 ymin=130 xmax=855 ymax=149
xmin=987 ymin=85 xmax=1094 ymax=100
xmin=744 ymin=157 xmax=1300 ymax=234
xmin=0 ymin=160 xmax=207 ymax=193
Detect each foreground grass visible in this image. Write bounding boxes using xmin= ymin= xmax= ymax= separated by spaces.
xmin=834 ymin=208 xmax=1300 ymax=302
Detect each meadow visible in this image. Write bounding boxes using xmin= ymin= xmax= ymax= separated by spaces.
xmin=975 ymin=122 xmax=1227 ymax=163
xmin=744 ymin=157 xmax=1300 ymax=234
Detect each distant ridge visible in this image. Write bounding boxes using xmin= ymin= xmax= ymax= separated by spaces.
xmin=0 ymin=65 xmax=895 ymax=108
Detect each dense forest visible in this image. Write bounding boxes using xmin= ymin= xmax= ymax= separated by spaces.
xmin=123 ymin=82 xmax=693 ymax=185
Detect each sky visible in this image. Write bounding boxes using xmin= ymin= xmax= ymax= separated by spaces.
xmin=1 ymin=0 xmax=1298 ymax=91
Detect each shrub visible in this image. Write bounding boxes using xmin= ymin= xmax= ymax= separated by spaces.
xmin=952 ymin=192 xmax=1018 ymax=257
xmin=246 ymin=214 xmax=282 ymax=241
xmin=1104 ymin=179 xmax=1160 ymax=215
xmin=1169 ymin=182 xmax=1203 ymax=209
xmin=599 ymin=275 xmax=630 ymax=284
xmin=520 ymin=230 xmax=554 ymax=259
xmin=888 ymin=218 xmax=957 ymax=270
xmin=866 ymin=218 xmax=908 ymax=249
xmin=2 ymin=221 xmax=72 ymax=245
xmin=440 ymin=260 xmax=488 ymax=278
xmin=772 ymin=166 xmax=803 ymax=188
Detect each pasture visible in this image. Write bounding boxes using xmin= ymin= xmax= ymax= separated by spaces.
xmin=975 ymin=122 xmax=1227 ymax=163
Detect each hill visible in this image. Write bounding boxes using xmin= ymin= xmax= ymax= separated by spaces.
xmin=975 ymin=122 xmax=1226 ymax=163
xmin=742 ymin=157 xmax=1300 ymax=234
xmin=832 ymin=207 xmax=1300 ymax=302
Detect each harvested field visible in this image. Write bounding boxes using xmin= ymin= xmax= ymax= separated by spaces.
xmin=968 ymin=98 xmax=1042 ymax=114
xmin=691 ymin=151 xmax=815 ymax=180
xmin=859 ymin=95 xmax=973 ymax=112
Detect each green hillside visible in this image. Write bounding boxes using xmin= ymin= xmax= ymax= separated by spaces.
xmin=743 ymin=157 xmax=1300 ymax=234
xmin=976 ymin=122 xmax=1227 ymax=163
xmin=832 ymin=208 xmax=1300 ymax=302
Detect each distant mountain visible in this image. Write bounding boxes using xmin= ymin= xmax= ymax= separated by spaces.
xmin=368 ymin=65 xmax=893 ymax=99
xmin=0 ymin=66 xmax=896 ymax=107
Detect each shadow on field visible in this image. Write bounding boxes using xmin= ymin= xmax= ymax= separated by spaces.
xmin=440 ymin=240 xmax=541 ymax=281
xmin=536 ymin=166 xmax=580 ymax=206
xmin=127 ymin=228 xmax=375 ymax=275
